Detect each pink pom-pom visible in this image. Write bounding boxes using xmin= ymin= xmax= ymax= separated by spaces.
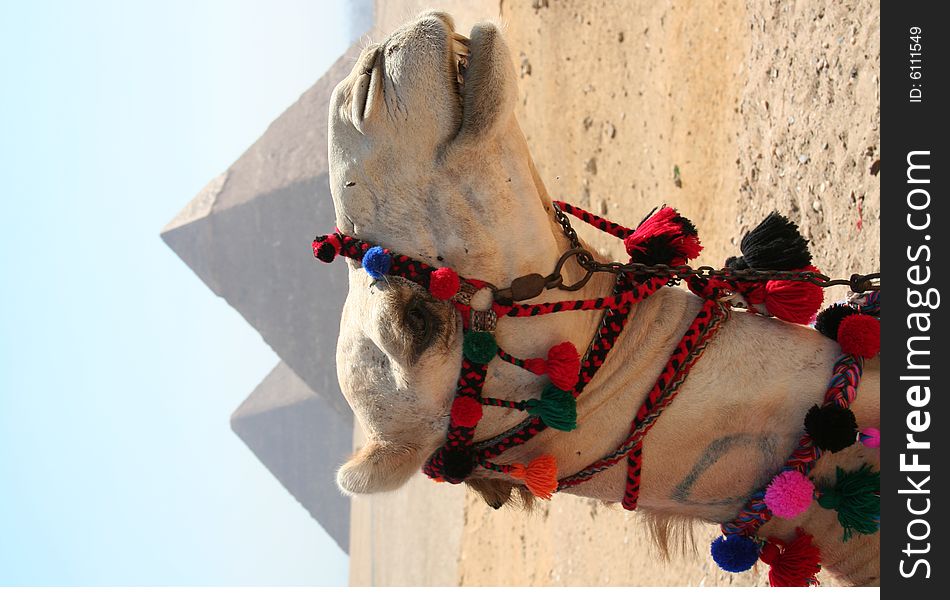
xmin=429 ymin=267 xmax=461 ymax=300
xmin=859 ymin=427 xmax=880 ymax=448
xmin=764 ymin=470 xmax=815 ymax=518
xmin=838 ymin=314 xmax=881 ymax=358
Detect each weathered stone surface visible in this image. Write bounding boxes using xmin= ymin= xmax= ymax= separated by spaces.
xmin=161 ymin=44 xmax=360 ymax=408
xmin=161 ymin=43 xmax=366 ymax=554
xmin=231 ymin=362 xmax=352 ymax=551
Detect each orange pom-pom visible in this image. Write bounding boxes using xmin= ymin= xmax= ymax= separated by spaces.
xmin=510 ymin=454 xmax=559 ymax=499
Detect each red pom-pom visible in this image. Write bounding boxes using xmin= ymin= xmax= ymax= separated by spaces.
xmin=546 ymin=342 xmax=581 ymax=391
xmin=312 ymin=235 xmax=341 ymax=263
xmin=524 ymin=358 xmax=547 ymax=375
xmin=429 ymin=267 xmax=461 ymax=300
xmin=759 ymin=528 xmax=822 ymax=587
xmin=623 ymin=206 xmax=702 ymax=266
xmin=450 ymin=396 xmax=483 ymax=428
xmin=764 ymin=266 xmax=824 ymax=324
xmin=837 ymin=314 xmax=881 ymax=358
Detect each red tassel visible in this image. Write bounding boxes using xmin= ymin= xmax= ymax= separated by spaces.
xmin=519 ymin=343 xmax=580 ymax=391
xmin=759 ymin=528 xmax=822 ymax=587
xmin=510 ymin=455 xmax=558 ymax=499
xmin=623 ymin=206 xmax=702 ymax=266
xmin=523 ymin=358 xmax=547 ymax=375
xmin=763 ymin=266 xmax=824 ymax=324
xmin=545 ymin=342 xmax=581 ymax=391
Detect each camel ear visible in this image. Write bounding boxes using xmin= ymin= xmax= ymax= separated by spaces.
xmin=336 ymin=441 xmax=423 ymax=495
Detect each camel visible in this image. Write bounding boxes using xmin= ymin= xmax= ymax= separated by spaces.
xmin=321 ymin=11 xmax=880 ymax=585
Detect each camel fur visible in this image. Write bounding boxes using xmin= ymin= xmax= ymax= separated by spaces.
xmin=324 ymin=11 xmax=880 ymax=585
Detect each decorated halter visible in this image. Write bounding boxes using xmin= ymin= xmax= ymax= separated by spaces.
xmin=312 ymin=202 xmax=881 ymax=587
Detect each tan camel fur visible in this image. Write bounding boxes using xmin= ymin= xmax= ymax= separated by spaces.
xmin=325 ymin=11 xmax=880 ymax=585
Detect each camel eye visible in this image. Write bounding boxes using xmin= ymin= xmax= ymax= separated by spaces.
xmin=405 ymin=301 xmax=433 ymax=347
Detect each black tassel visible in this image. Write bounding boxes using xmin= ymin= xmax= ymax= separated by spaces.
xmin=726 ymin=212 xmax=812 ymax=270
xmin=440 ymin=447 xmax=477 ymax=483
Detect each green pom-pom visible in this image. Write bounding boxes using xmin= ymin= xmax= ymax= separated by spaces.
xmin=525 ymin=384 xmax=577 ymax=431
xmin=463 ymin=331 xmax=498 ymax=364
xmin=817 ymin=464 xmax=880 ymax=541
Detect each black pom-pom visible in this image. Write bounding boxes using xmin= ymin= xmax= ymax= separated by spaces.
xmin=733 ymin=212 xmax=812 ymax=270
xmin=815 ymin=304 xmax=859 ymax=340
xmin=440 ymin=446 xmax=476 ymax=483
xmin=316 ymin=243 xmax=336 ymax=263
xmin=804 ymin=404 xmax=858 ymax=452
xmin=724 ymin=255 xmax=749 ymax=270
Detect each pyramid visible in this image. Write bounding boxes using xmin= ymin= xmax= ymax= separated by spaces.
xmin=231 ymin=362 xmax=352 ymax=551
xmin=161 ymin=42 xmax=365 ymax=553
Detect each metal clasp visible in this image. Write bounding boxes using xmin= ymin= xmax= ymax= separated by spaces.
xmin=492 ymin=247 xmax=595 ymax=304
xmin=849 ymin=272 xmax=881 ymax=293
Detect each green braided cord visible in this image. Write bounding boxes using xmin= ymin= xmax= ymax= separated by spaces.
xmin=817 ymin=464 xmax=880 ymax=541
xmin=525 ymin=384 xmax=577 ymax=431
xmin=463 ymin=331 xmax=498 ymax=364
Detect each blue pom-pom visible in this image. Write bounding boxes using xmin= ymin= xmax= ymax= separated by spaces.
xmin=362 ymin=246 xmax=391 ymax=279
xmin=710 ymin=535 xmax=760 ymax=573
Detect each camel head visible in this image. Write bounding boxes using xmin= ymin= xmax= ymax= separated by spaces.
xmin=326 ymin=12 xmax=560 ymax=495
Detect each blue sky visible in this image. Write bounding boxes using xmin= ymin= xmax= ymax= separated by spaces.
xmin=0 ymin=0 xmax=361 ymax=585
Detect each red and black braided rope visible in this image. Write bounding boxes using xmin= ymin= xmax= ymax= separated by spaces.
xmin=555 ymin=299 xmax=730 ymax=494
xmin=720 ymin=352 xmax=864 ymax=538
xmin=555 ymin=201 xmax=632 ymax=239
xmin=474 ymin=274 xmax=638 ymax=461
xmin=621 ymin=298 xmax=729 ymax=509
xmin=421 ymin=358 xmax=488 ymax=479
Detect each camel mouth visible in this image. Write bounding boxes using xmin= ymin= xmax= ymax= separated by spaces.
xmin=450 ymin=31 xmax=471 ymax=106
xmin=422 ymin=11 xmax=472 ymax=117
xmin=350 ymin=45 xmax=381 ymax=131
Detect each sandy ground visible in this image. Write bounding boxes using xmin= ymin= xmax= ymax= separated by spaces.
xmin=350 ymin=0 xmax=880 ymax=587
